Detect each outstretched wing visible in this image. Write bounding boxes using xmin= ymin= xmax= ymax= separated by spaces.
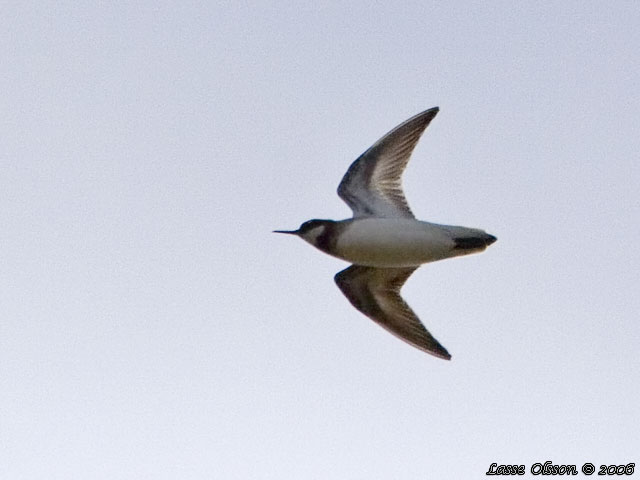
xmin=334 ymin=264 xmax=451 ymax=360
xmin=337 ymin=107 xmax=439 ymax=219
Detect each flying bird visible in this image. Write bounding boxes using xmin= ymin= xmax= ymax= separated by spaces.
xmin=275 ymin=107 xmax=496 ymax=359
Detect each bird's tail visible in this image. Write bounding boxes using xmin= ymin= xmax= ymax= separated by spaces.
xmin=453 ymin=232 xmax=497 ymax=251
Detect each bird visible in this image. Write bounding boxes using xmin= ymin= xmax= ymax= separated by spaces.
xmin=274 ymin=107 xmax=496 ymax=360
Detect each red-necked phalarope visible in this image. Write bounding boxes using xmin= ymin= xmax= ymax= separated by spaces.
xmin=275 ymin=107 xmax=496 ymax=360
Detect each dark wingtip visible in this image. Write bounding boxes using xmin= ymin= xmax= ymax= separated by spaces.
xmin=434 ymin=345 xmax=452 ymax=361
xmin=420 ymin=336 xmax=451 ymax=360
xmin=424 ymin=106 xmax=439 ymax=117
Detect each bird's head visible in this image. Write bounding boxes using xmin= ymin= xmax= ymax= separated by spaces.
xmin=274 ymin=219 xmax=335 ymax=246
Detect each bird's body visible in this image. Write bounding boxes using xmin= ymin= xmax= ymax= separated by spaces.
xmin=305 ymin=217 xmax=492 ymax=268
xmin=275 ymin=107 xmax=496 ymax=360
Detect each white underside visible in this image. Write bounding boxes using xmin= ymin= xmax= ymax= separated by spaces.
xmin=334 ymin=218 xmax=483 ymax=267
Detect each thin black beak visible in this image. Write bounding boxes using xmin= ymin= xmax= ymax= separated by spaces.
xmin=273 ymin=229 xmax=299 ymax=235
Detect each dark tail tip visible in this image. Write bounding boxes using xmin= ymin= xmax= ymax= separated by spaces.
xmin=454 ymin=234 xmax=497 ymax=250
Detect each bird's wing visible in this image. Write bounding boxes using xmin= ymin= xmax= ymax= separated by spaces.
xmin=334 ymin=264 xmax=451 ymax=360
xmin=337 ymin=107 xmax=439 ymax=219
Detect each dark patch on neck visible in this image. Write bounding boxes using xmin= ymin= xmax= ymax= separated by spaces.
xmin=315 ymin=221 xmax=342 ymax=253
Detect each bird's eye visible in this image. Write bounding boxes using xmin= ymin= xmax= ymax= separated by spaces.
xmin=302 ymin=220 xmax=316 ymax=229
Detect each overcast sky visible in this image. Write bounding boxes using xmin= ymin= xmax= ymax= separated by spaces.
xmin=1 ymin=2 xmax=639 ymax=479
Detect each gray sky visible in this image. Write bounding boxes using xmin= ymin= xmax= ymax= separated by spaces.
xmin=1 ymin=2 xmax=639 ymax=479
